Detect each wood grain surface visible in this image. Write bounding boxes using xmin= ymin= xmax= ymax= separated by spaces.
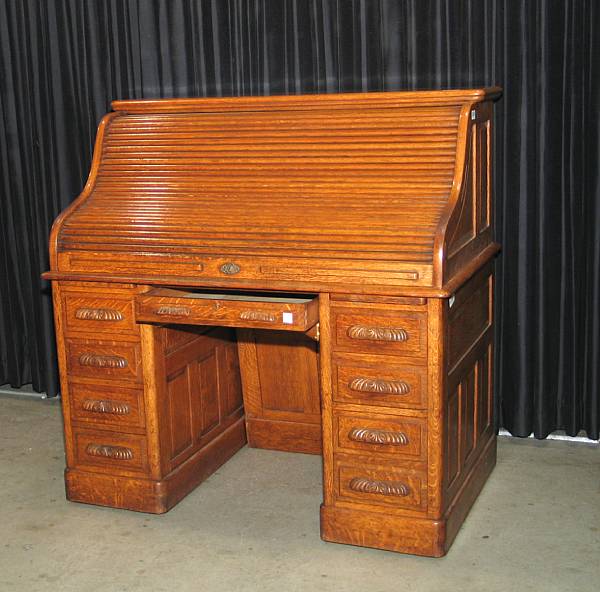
xmin=47 ymin=89 xmax=501 ymax=556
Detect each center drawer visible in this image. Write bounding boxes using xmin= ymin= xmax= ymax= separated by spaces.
xmin=135 ymin=289 xmax=318 ymax=331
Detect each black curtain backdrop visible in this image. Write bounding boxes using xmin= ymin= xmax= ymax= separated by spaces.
xmin=1 ymin=0 xmax=598 ymax=439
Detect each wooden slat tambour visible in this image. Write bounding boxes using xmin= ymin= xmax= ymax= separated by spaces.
xmin=53 ymin=91 xmax=492 ymax=291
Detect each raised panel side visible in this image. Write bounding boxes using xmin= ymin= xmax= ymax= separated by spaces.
xmin=237 ymin=329 xmax=322 ymax=454
xmin=157 ymin=326 xmax=244 ymax=473
xmin=220 ymin=339 xmax=244 ymax=417
xmin=166 ymin=366 xmax=193 ymax=460
xmin=193 ymin=349 xmax=220 ymax=437
xmin=446 ymin=386 xmax=461 ymax=488
xmin=442 ymin=265 xmax=495 ymax=513
xmin=446 ymin=135 xmax=476 ymax=258
xmin=436 ymin=100 xmax=496 ymax=287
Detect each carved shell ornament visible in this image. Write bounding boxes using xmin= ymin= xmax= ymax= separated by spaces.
xmin=348 ymin=378 xmax=410 ymax=395
xmin=82 ymin=399 xmax=130 ymax=416
xmin=75 ymin=307 xmax=124 ymax=321
xmin=239 ymin=310 xmax=277 ymax=322
xmin=78 ymin=354 xmax=128 ymax=369
xmin=86 ymin=444 xmax=133 ymax=461
xmin=348 ymin=427 xmax=409 ymax=446
xmin=347 ymin=325 xmax=409 ymax=342
xmin=349 ymin=477 xmax=410 ymax=497
xmin=155 ymin=305 xmax=191 ymax=317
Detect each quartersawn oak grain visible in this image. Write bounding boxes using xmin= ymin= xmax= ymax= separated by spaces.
xmin=45 ymin=88 xmax=501 ymax=557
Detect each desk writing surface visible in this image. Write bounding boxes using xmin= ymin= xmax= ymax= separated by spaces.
xmin=46 ymin=89 xmax=500 ymax=557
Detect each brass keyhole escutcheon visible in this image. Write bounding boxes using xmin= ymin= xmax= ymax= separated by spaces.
xmin=220 ymin=262 xmax=241 ymax=275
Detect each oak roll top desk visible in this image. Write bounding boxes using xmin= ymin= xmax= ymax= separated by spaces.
xmin=46 ymin=88 xmax=501 ymax=557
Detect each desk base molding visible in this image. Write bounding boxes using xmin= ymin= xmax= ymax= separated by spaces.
xmin=65 ymin=417 xmax=247 ymax=513
xmin=320 ymin=433 xmax=497 ymax=556
xmin=320 ymin=505 xmax=445 ymax=557
xmin=246 ymin=417 xmax=322 ymax=455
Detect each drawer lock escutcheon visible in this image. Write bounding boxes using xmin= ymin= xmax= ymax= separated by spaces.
xmin=78 ymin=354 xmax=128 ymax=369
xmin=154 ymin=305 xmax=191 ymax=317
xmin=348 ymin=378 xmax=410 ymax=396
xmin=348 ymin=427 xmax=409 ymax=446
xmin=220 ymin=262 xmax=241 ymax=275
xmin=349 ymin=477 xmax=410 ymax=497
xmin=82 ymin=399 xmax=131 ymax=416
xmin=75 ymin=307 xmax=124 ymax=322
xmin=85 ymin=443 xmax=133 ymax=461
xmin=347 ymin=325 xmax=408 ymax=342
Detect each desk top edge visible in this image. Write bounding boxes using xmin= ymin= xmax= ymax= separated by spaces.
xmin=112 ymin=87 xmax=502 ymax=113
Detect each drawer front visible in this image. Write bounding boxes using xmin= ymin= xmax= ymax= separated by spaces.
xmin=335 ymin=413 xmax=426 ymax=462
xmin=335 ymin=462 xmax=427 ymax=512
xmin=68 ymin=382 xmax=145 ymax=430
xmin=334 ymin=360 xmax=427 ymax=409
xmin=65 ymin=340 xmax=142 ymax=384
xmin=72 ymin=429 xmax=149 ymax=475
xmin=62 ymin=293 xmax=137 ymax=336
xmin=136 ymin=289 xmax=318 ymax=332
xmin=331 ymin=307 xmax=427 ymax=360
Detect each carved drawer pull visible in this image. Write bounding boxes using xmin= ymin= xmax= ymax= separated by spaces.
xmin=82 ymin=399 xmax=131 ymax=416
xmin=348 ymin=427 xmax=409 ymax=446
xmin=347 ymin=325 xmax=408 ymax=342
xmin=349 ymin=378 xmax=410 ymax=396
xmin=154 ymin=305 xmax=191 ymax=317
xmin=78 ymin=353 xmax=128 ymax=369
xmin=85 ymin=443 xmax=133 ymax=461
xmin=239 ymin=310 xmax=277 ymax=322
xmin=75 ymin=307 xmax=124 ymax=321
xmin=349 ymin=477 xmax=410 ymax=497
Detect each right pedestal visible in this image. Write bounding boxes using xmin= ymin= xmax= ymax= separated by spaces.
xmin=319 ymin=263 xmax=496 ymax=556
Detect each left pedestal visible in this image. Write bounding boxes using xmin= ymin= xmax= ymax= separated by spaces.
xmin=53 ymin=281 xmax=247 ymax=513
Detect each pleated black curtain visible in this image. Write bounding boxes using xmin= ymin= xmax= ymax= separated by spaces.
xmin=1 ymin=0 xmax=598 ymax=439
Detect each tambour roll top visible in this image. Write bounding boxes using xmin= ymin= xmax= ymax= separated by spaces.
xmin=49 ymin=88 xmax=500 ymax=295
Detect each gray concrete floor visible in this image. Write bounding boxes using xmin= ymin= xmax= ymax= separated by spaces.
xmin=0 ymin=395 xmax=598 ymax=592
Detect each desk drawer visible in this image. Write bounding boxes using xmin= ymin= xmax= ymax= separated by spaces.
xmin=61 ymin=294 xmax=137 ymax=337
xmin=68 ymin=382 xmax=145 ymax=431
xmin=72 ymin=428 xmax=149 ymax=475
xmin=335 ymin=461 xmax=427 ymax=512
xmin=335 ymin=412 xmax=426 ymax=462
xmin=331 ymin=306 xmax=427 ymax=360
xmin=334 ymin=360 xmax=427 ymax=409
xmin=65 ymin=339 xmax=143 ymax=384
xmin=136 ymin=289 xmax=318 ymax=331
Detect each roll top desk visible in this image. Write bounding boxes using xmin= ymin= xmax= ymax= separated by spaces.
xmin=46 ymin=88 xmax=501 ymax=557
